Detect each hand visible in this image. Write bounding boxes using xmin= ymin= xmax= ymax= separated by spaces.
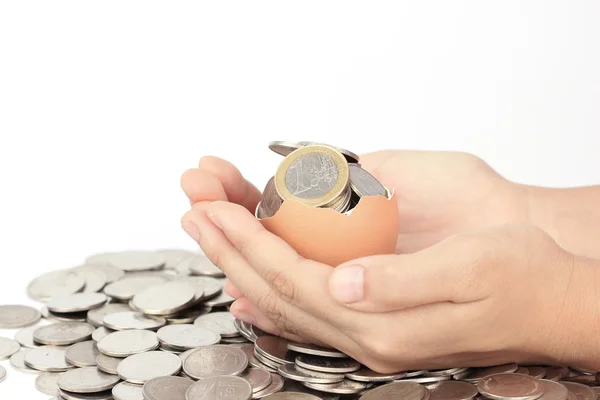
xmin=182 ymin=197 xmax=594 ymax=372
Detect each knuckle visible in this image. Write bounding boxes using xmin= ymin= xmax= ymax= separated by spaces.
xmin=263 ymin=268 xmax=297 ymax=304
xmin=256 ymin=291 xmax=285 ymax=325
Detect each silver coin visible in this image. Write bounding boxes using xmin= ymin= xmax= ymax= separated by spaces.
xmin=194 ymin=311 xmax=239 ymax=337
xmin=103 ymin=311 xmax=166 ymax=331
xmin=359 ymin=381 xmax=426 ymax=400
xmin=257 ymin=176 xmax=283 ymax=219
xmin=405 ymin=370 xmax=428 ymax=377
xmin=97 ymin=329 xmax=159 ymax=357
xmin=183 ymin=345 xmax=248 ymax=379
xmin=425 ymin=380 xmax=478 ymax=400
xmin=240 ymin=367 xmax=272 ymax=393
xmin=516 ymin=367 xmax=530 ymax=375
xmin=27 ymin=270 xmax=86 ymax=302
xmin=278 ymin=363 xmax=344 ymax=384
xmin=117 ymin=351 xmax=182 ymax=384
xmin=0 ymin=365 xmax=5 ymax=383
xmin=82 ymin=262 xmax=126 ymax=283
xmin=0 ymin=304 xmax=42 ymax=328
xmin=257 ymin=393 xmax=320 ymax=400
xmin=131 ymin=280 xmax=196 ymax=315
xmin=524 ymin=367 xmax=547 ymax=379
xmin=203 ymin=290 xmax=235 ymax=308
xmin=106 ymin=250 xmax=166 ymax=272
xmin=58 ymin=387 xmax=114 ymax=400
xmin=345 ymin=366 xmax=407 ymax=382
xmin=249 ymin=357 xmax=278 ymax=373
xmin=46 ymin=292 xmax=108 ymax=313
xmin=303 ymin=379 xmax=369 ymax=395
xmin=544 ymin=367 xmax=568 ymax=382
xmin=253 ymin=351 xmax=282 ymax=370
xmin=186 ymin=276 xmax=223 ymax=300
xmin=157 ymin=324 xmax=221 ymax=350
xmin=33 ymin=321 xmax=94 ymax=346
xmin=348 ymin=164 xmax=387 ymax=197
xmin=160 ymin=343 xmax=183 ymax=354
xmin=71 ymin=265 xmax=108 ymax=293
xmin=268 ymin=141 xmax=303 ymax=157
xmin=186 ymin=375 xmax=253 ymax=400
xmin=65 ymin=340 xmax=99 ymax=367
xmin=24 ymin=345 xmax=74 ymax=372
xmin=221 ymin=336 xmax=251 ymax=344
xmin=255 ymin=336 xmax=297 ymax=364
xmin=154 ymin=248 xmax=196 ymax=270
xmin=103 ymin=275 xmax=170 ymax=301
xmin=15 ymin=320 xmax=52 ymax=347
xmin=297 ymin=141 xmax=360 ymax=164
xmin=112 ymin=381 xmax=144 ymax=400
xmin=427 ymin=367 xmax=469 ymax=377
xmin=184 ymin=254 xmax=225 ymax=278
xmin=142 ymin=376 xmax=194 ymax=400
xmin=560 ymin=382 xmax=595 ymax=400
xmin=10 ymin=349 xmax=40 ymax=374
xmin=401 ymin=375 xmax=451 ymax=384
xmin=92 ymin=326 xmax=113 ymax=342
xmin=97 ymin=353 xmax=122 ymax=374
xmin=295 ymin=355 xmax=360 ymax=373
xmin=0 ymin=336 xmax=21 ymax=360
xmin=287 ymin=341 xmax=347 ymax=358
xmin=41 ymin=306 xmax=88 ymax=322
xmin=57 ymin=366 xmax=120 ymax=393
xmin=454 ymin=363 xmax=519 ymax=383
xmin=165 ymin=306 xmax=212 ymax=324
xmin=87 ymin=302 xmax=132 ymax=327
xmin=235 ymin=320 xmax=257 ymax=342
xmin=253 ymin=373 xmax=285 ymax=398
xmin=477 ymin=373 xmax=544 ymax=400
xmin=35 ymin=372 xmax=64 ymax=395
xmin=179 ymin=348 xmax=197 ymax=364
xmin=536 ymin=379 xmax=569 ymax=400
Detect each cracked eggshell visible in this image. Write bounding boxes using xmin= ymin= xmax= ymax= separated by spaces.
xmin=259 ymin=193 xmax=399 ymax=266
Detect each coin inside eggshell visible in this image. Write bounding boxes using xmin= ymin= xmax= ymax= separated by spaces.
xmin=258 ymin=192 xmax=399 ymax=266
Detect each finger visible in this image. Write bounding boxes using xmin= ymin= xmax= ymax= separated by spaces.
xmin=224 ymin=279 xmax=244 ymax=299
xmin=198 ymin=156 xmax=262 ymax=213
xmin=328 ymin=237 xmax=488 ymax=312
xmin=180 ymin=169 xmax=228 ymax=205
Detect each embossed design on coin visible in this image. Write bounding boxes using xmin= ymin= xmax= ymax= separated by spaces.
xmin=185 ymin=375 xmax=252 ymax=400
xmin=27 ymin=270 xmax=85 ymax=302
xmin=97 ymin=329 xmax=159 ymax=357
xmin=33 ymin=322 xmax=95 ymax=346
xmin=477 ymin=373 xmax=544 ymax=400
xmin=57 ymin=366 xmax=120 ymax=393
xmin=142 ymin=376 xmax=194 ymax=400
xmin=156 ymin=324 xmax=220 ymax=350
xmin=0 ymin=304 xmax=42 ymax=328
xmin=183 ymin=345 xmax=248 ymax=379
xmin=117 ymin=351 xmax=182 ymax=384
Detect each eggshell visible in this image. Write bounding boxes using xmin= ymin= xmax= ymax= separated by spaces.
xmin=259 ymin=193 xmax=398 ymax=266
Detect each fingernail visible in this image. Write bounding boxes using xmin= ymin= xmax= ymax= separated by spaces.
xmin=206 ymin=209 xmax=223 ymax=229
xmin=329 ymin=265 xmax=364 ymax=304
xmin=182 ymin=220 xmax=201 ymax=243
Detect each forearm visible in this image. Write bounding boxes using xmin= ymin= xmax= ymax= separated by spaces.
xmin=525 ymin=185 xmax=600 ymax=259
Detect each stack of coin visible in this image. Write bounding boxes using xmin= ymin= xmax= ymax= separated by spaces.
xmin=256 ymin=141 xmax=390 ymax=219
xmin=2 ymin=249 xmax=600 ymax=400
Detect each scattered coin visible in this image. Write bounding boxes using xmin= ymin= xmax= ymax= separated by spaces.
xmin=106 ymin=250 xmax=166 ymax=272
xmin=57 ymin=366 xmax=120 ymax=393
xmin=426 ymin=380 xmax=478 ymax=400
xmin=103 ymin=275 xmax=170 ymax=301
xmin=24 ymin=345 xmax=75 ymax=372
xmin=240 ymin=367 xmax=273 ymax=393
xmin=65 ymin=340 xmax=99 ymax=367
xmin=35 ymin=371 xmax=64 ymax=395
xmin=358 ymin=380 xmax=426 ymax=399
xmin=81 ymin=261 xmax=125 ymax=283
xmin=10 ymin=349 xmax=40 ymax=374
xmin=96 ymin=353 xmax=122 ymax=375
xmin=112 ymin=381 xmax=144 ymax=400
xmin=477 ymin=373 xmax=544 ymax=400
xmin=0 ymin=337 xmax=21 ymax=360
xmin=71 ymin=265 xmax=108 ymax=293
xmin=303 ymin=378 xmax=370 ymax=394
xmin=156 ymin=324 xmax=221 ymax=350
xmin=184 ymin=254 xmax=225 ymax=277
xmin=103 ymin=311 xmax=166 ymax=331
xmin=295 ymin=355 xmax=360 ymax=373
xmin=15 ymin=320 xmax=52 ymax=347
xmin=203 ymin=290 xmax=235 ymax=308
xmin=253 ymin=373 xmax=285 ymax=398
xmin=348 ymin=164 xmax=387 ymax=197
xmin=527 ymin=367 xmax=547 ymax=379
xmin=97 ymin=329 xmax=159 ymax=357
xmin=278 ymin=363 xmax=345 ymax=384
xmin=142 ymin=376 xmax=194 ymax=400
xmin=27 ymin=270 xmax=86 ymax=302
xmin=41 ymin=306 xmax=88 ymax=322
xmin=92 ymin=326 xmax=113 ymax=342
xmin=117 ymin=351 xmax=182 ymax=384
xmin=33 ymin=321 xmax=95 ymax=345
xmin=560 ymin=382 xmax=596 ymax=400
xmin=537 ymin=379 xmax=569 ymax=400
xmin=0 ymin=365 xmax=6 ymax=383
xmin=427 ymin=367 xmax=469 ymax=377
xmin=0 ymin=304 xmax=42 ymax=328
xmin=186 ymin=375 xmax=253 ymax=400
xmin=131 ymin=280 xmax=196 ymax=315
xmin=454 ymin=363 xmax=519 ymax=383
xmin=345 ymin=366 xmax=407 ymax=382
xmin=402 ymin=375 xmax=451 ymax=384
xmin=545 ymin=367 xmax=569 ymax=382
xmin=87 ymin=302 xmax=132 ymax=327
xmin=287 ymin=341 xmax=347 ymax=358
xmin=260 ymin=393 xmax=321 ymax=400
xmin=164 ymin=306 xmax=211 ymax=324
xmin=46 ymin=292 xmax=108 ymax=313
xmin=194 ymin=311 xmax=239 ymax=337
xmin=256 ymin=336 xmax=297 ymax=364
xmin=183 ymin=345 xmax=248 ymax=379
xmin=58 ymin=387 xmax=114 ymax=400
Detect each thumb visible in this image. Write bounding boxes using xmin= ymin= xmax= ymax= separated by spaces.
xmin=327 ymin=251 xmax=469 ymax=313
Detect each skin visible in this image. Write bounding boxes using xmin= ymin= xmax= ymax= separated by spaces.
xmin=180 ymin=150 xmax=600 ymax=373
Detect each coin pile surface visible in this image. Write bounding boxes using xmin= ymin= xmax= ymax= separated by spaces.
xmin=256 ymin=141 xmax=389 ymax=218
xmin=2 ymin=252 xmax=600 ymax=400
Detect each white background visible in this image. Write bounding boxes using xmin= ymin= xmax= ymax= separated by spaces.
xmin=1 ymin=1 xmax=599 ymax=398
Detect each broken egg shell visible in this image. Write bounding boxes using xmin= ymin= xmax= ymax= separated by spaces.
xmin=258 ymin=193 xmax=399 ymax=266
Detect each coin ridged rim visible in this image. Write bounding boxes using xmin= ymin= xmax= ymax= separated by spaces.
xmin=252 ymin=373 xmax=284 ymax=398
xmin=274 ymin=144 xmax=349 ymax=207
xmin=295 ymin=355 xmax=361 ymax=373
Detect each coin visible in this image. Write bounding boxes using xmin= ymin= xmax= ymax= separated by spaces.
xmin=15 ymin=320 xmax=52 ymax=348
xmin=194 ymin=311 xmax=239 ymax=337
xmin=477 ymin=373 xmax=544 ymax=400
xmin=184 ymin=254 xmax=225 ymax=277
xmin=27 ymin=270 xmax=86 ymax=302
xmin=112 ymin=381 xmax=144 ymax=400
xmin=97 ymin=329 xmax=159 ymax=357
xmin=426 ymin=380 xmax=478 ymax=400
xmin=24 ymin=345 xmax=74 ymax=372
xmin=402 ymin=375 xmax=451 ymax=384
xmin=278 ymin=363 xmax=345 ymax=384
xmin=58 ymin=387 xmax=114 ymax=400
xmin=158 ymin=324 xmax=220 ymax=350
xmin=203 ymin=290 xmax=235 ymax=308
xmin=87 ymin=302 xmax=132 ymax=327
xmin=348 ymin=164 xmax=387 ymax=197
xmin=71 ymin=265 xmax=108 ymax=293
xmin=82 ymin=262 xmax=125 ymax=283
xmin=253 ymin=373 xmax=285 ymax=398
xmin=131 ymin=280 xmax=196 ymax=315
xmin=295 ymin=355 xmax=360 ymax=373
xmin=358 ymin=381 xmax=427 ymax=400
xmin=0 ymin=337 xmax=21 ymax=360
xmin=103 ymin=275 xmax=170 ymax=301
xmin=35 ymin=372 xmax=64 ymax=395
xmin=544 ymin=368 xmax=569 ymax=382
xmin=33 ymin=321 xmax=94 ymax=346
xmin=240 ymin=367 xmax=272 ymax=393
xmin=186 ymin=375 xmax=253 ymax=400
xmin=527 ymin=367 xmax=547 ymax=379
xmin=142 ymin=376 xmax=194 ymax=400
xmin=106 ymin=250 xmax=166 ymax=272
xmin=345 ymin=366 xmax=407 ymax=382
xmin=41 ymin=306 xmax=88 ymax=322
xmin=297 ymin=141 xmax=360 ymax=164
xmin=427 ymin=368 xmax=469 ymax=377
xmin=57 ymin=366 xmax=120 ymax=393
xmin=268 ymin=141 xmax=303 ymax=157
xmin=65 ymin=340 xmax=99 ymax=367
xmin=96 ymin=353 xmax=122 ymax=374
xmin=46 ymin=292 xmax=108 ymax=313
xmin=165 ymin=306 xmax=212 ymax=324
xmin=259 ymin=394 xmax=320 ymax=400
xmin=274 ymin=144 xmax=350 ymax=208
xmin=287 ymin=341 xmax=347 ymax=358
xmin=537 ymin=379 xmax=569 ymax=400
xmin=257 ymin=176 xmax=283 ymax=219
xmin=560 ymin=382 xmax=596 ymax=400
xmin=254 ymin=351 xmax=282 ymax=370
xmin=92 ymin=326 xmax=113 ymax=342
xmin=454 ymin=363 xmax=519 ymax=383
xmin=255 ymin=336 xmax=297 ymax=364
xmin=117 ymin=351 xmax=182 ymax=384
xmin=0 ymin=365 xmax=6 ymax=383
xmin=103 ymin=311 xmax=166 ymax=331
xmin=303 ymin=378 xmax=370 ymax=394
xmin=0 ymin=304 xmax=42 ymax=328
xmin=183 ymin=345 xmax=248 ymax=379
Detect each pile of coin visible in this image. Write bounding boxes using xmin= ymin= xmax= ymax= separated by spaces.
xmin=1 ymin=249 xmax=600 ymax=400
xmin=255 ymin=141 xmax=390 ymax=219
